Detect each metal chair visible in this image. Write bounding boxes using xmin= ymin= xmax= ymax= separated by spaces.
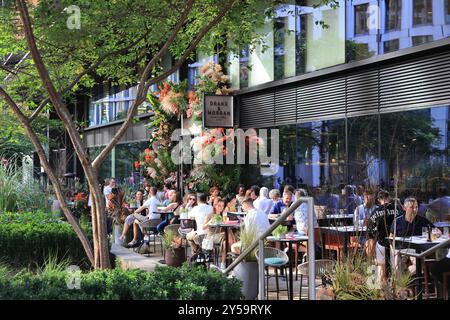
xmin=137 ymin=218 xmax=163 ymax=254
xmin=297 ymin=259 xmax=335 ymax=300
xmin=179 ymin=219 xmax=196 ymax=258
xmin=255 ymin=247 xmax=290 ymax=300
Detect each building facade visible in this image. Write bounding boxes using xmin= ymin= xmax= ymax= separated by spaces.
xmin=228 ymin=0 xmax=449 ymax=200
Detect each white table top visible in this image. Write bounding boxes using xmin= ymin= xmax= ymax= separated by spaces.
xmin=321 ymin=214 xmax=354 ymax=219
xmin=320 ymin=225 xmax=367 ymax=232
xmin=389 ymin=235 xmax=449 ymax=245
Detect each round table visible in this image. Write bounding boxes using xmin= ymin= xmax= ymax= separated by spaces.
xmin=266 ymin=235 xmax=308 ymax=300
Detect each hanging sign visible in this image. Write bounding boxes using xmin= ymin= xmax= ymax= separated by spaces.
xmin=202 ymin=94 xmax=234 ymax=128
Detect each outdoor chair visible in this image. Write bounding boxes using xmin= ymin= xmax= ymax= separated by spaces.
xmin=297 ymin=259 xmax=335 ymax=300
xmin=179 ymin=219 xmax=197 ymax=258
xmin=136 ymin=218 xmax=163 ymax=255
xmin=255 ymin=247 xmax=289 ymax=300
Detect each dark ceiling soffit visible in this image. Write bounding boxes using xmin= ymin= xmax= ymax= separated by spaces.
xmin=233 ymin=37 xmax=450 ymax=96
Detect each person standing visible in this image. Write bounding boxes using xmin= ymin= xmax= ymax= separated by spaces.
xmin=366 ymin=190 xmax=404 ymax=281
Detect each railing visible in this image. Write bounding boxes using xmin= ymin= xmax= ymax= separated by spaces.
xmin=222 ymin=197 xmax=316 ymax=300
xmin=396 ymin=238 xmax=450 ymax=259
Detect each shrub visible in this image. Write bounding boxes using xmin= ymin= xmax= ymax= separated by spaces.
xmin=0 ymin=163 xmax=48 ymax=213
xmin=0 ymin=211 xmax=91 ymax=268
xmin=0 ymin=264 xmax=243 ymax=300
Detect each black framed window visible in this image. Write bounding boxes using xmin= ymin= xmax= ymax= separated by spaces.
xmin=413 ymin=0 xmax=433 ymax=26
xmin=412 ymin=35 xmax=433 ymax=46
xmin=385 ymin=0 xmax=402 ymax=30
xmin=355 ymin=4 xmax=369 ymax=35
xmin=383 ymin=39 xmax=399 ymax=53
xmin=446 ymin=0 xmax=450 ymax=24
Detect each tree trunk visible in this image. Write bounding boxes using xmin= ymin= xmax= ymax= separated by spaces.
xmin=83 ymin=167 xmax=111 ymax=269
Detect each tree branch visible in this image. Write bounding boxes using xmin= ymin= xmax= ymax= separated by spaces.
xmin=92 ymin=0 xmax=198 ymax=169
xmin=0 ymin=86 xmax=95 ymax=266
xmin=93 ymin=0 xmax=237 ymax=170
xmin=29 ymin=30 xmax=150 ymax=122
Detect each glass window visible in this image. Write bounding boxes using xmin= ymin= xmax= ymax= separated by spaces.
xmin=355 ymin=4 xmax=369 ymax=35
xmin=380 ymin=107 xmax=449 ymax=200
xmin=274 ymin=5 xmax=296 ymax=80
xmin=413 ymin=0 xmax=433 ymax=26
xmin=385 ymin=0 xmax=402 ymax=30
xmin=347 ymin=115 xmax=380 ymax=188
xmin=446 ymin=0 xmax=450 ymax=24
xmin=88 ymin=147 xmax=112 ymax=181
xmin=412 ymin=35 xmax=433 ymax=46
xmin=115 ymin=142 xmax=148 ymax=187
xmin=383 ymin=39 xmax=399 ymax=53
xmin=296 ymin=0 xmax=345 ymax=74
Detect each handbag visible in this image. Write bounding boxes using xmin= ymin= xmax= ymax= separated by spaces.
xmin=201 ymin=237 xmax=214 ymax=251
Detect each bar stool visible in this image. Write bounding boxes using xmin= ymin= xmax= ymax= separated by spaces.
xmin=255 ymin=247 xmax=289 ymax=300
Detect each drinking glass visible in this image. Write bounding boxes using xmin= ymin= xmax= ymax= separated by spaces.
xmin=443 ymin=227 xmax=449 ymax=239
xmin=422 ymin=227 xmax=428 ymax=238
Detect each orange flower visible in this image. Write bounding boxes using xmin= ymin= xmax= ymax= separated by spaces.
xmin=144 ymin=148 xmax=151 ymax=154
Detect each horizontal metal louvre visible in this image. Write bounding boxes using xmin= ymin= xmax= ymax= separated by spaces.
xmin=274 ymin=87 xmax=296 ymax=125
xmin=237 ymin=50 xmax=450 ymax=127
xmin=380 ymin=52 xmax=450 ymax=112
xmin=297 ymin=77 xmax=346 ymax=122
xmin=346 ymin=69 xmax=379 ymax=117
xmin=239 ymin=92 xmax=275 ymax=128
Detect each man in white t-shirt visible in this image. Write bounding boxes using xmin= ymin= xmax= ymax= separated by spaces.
xmin=187 ymin=193 xmax=213 ymax=254
xmin=103 ymin=178 xmax=116 ymax=207
xmin=232 ymin=199 xmax=270 ymax=255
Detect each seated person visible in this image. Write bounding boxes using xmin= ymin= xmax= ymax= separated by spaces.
xmin=269 ymin=191 xmax=294 ymax=228
xmin=119 ymin=190 xmax=146 ymax=242
xmin=254 ymin=187 xmax=274 ymax=216
xmin=156 ymin=190 xmax=182 ymax=233
xmin=427 ymin=187 xmax=450 ymax=221
xmin=389 ymin=197 xmax=434 ymax=275
xmin=204 ymin=199 xmax=228 ymax=269
xmin=186 ymin=193 xmax=213 ymax=255
xmin=123 ymin=187 xmax=161 ymax=246
xmin=231 ymin=199 xmax=270 ymax=255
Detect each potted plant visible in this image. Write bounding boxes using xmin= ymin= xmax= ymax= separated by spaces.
xmin=163 ymin=229 xmax=186 ymax=267
xmin=272 ymin=225 xmax=288 ymax=239
xmin=233 ymin=224 xmax=259 ymax=300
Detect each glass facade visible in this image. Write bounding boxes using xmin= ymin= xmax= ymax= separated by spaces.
xmin=88 ymin=141 xmax=148 ymax=186
xmin=245 ymin=105 xmax=449 ymax=204
xmin=88 ymin=53 xmax=178 ymax=127
xmin=88 ymin=84 xmax=154 ymax=127
xmin=224 ymin=1 xmax=450 ymax=89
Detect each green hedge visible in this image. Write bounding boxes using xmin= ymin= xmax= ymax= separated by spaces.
xmin=0 ymin=212 xmax=91 ymax=268
xmin=0 ymin=265 xmax=243 ymax=300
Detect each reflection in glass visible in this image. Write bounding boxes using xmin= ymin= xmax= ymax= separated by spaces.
xmin=412 ymin=35 xmax=433 ymax=46
xmin=380 ymin=107 xmax=449 ymax=199
xmin=446 ymin=0 xmax=450 ymax=24
xmin=413 ymin=0 xmax=433 ymax=26
xmin=354 ymin=3 xmax=369 ymax=35
xmin=385 ymin=0 xmax=402 ymax=31
xmin=347 ymin=115 xmax=379 ymax=188
xmin=383 ymin=39 xmax=400 ymax=53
